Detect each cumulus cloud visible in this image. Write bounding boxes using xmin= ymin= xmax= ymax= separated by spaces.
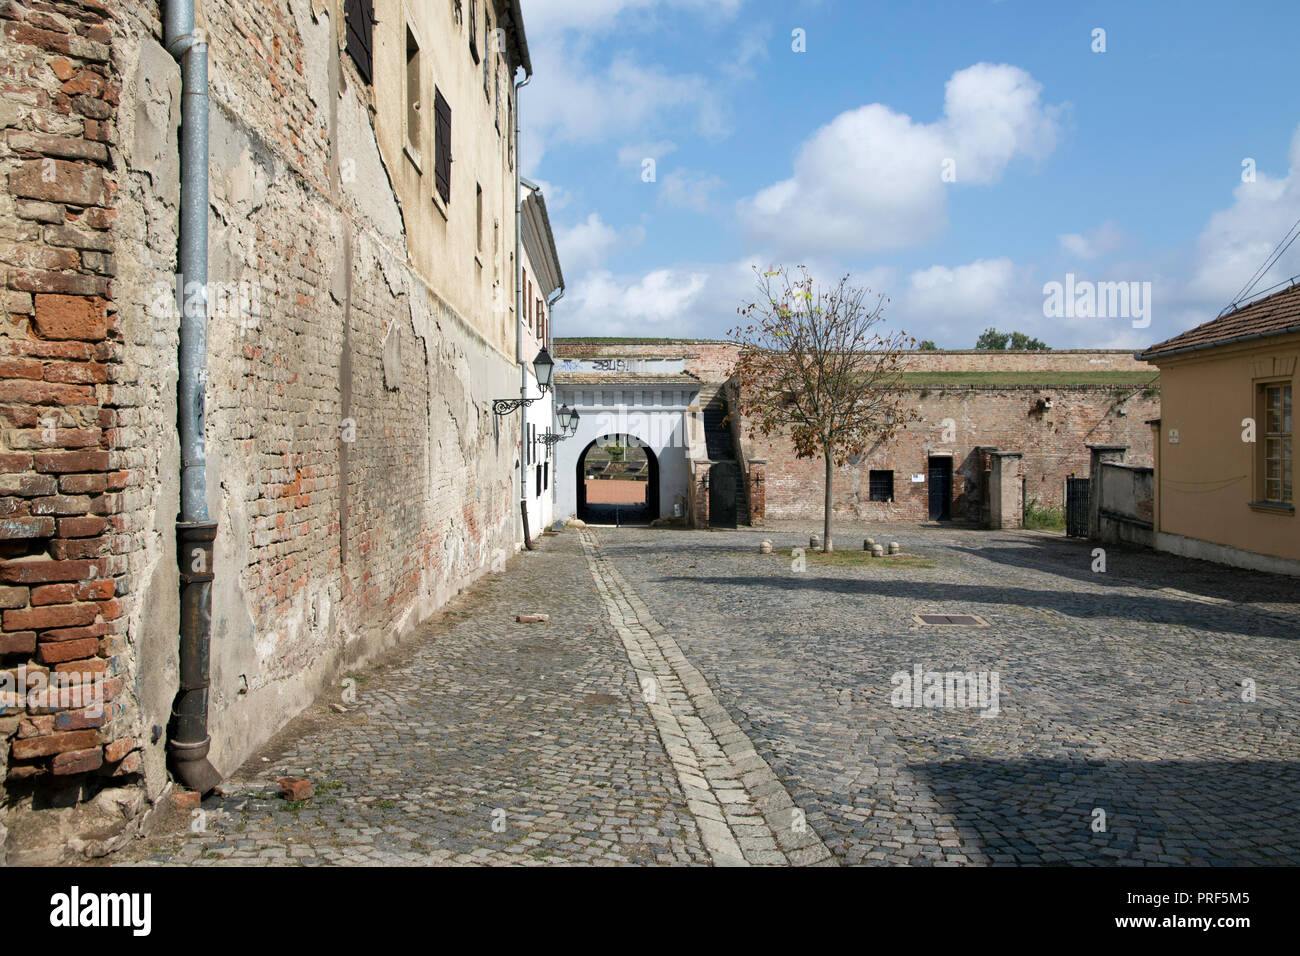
xmin=617 ymin=140 xmax=677 ymax=167
xmin=1059 ymin=220 xmax=1127 ymax=260
xmin=658 ymin=168 xmax=725 ymax=212
xmin=564 ymin=268 xmax=711 ymax=335
xmin=1185 ymin=124 xmax=1300 ymax=305
xmin=738 ymin=63 xmax=1064 ymax=256
xmin=524 ymin=49 xmax=727 ymax=169
xmin=554 ymin=213 xmax=644 ymax=273
xmin=525 ymin=0 xmax=744 ymax=37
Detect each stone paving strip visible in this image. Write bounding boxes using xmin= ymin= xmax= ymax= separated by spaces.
xmin=106 ymin=532 xmax=712 ymax=867
xmin=580 ymin=529 xmax=834 ymax=866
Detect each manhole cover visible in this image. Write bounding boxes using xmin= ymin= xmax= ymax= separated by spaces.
xmin=915 ymin=614 xmax=989 ymax=626
xmin=582 ymin=693 xmax=619 ymax=707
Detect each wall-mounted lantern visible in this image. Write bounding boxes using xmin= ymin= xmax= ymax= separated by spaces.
xmin=492 ymin=348 xmax=555 ymax=416
xmin=539 ymin=404 xmax=580 ymax=446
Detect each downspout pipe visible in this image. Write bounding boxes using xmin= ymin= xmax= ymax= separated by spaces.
xmin=164 ymin=0 xmax=221 ymax=794
xmin=515 ymin=71 xmax=533 ymax=549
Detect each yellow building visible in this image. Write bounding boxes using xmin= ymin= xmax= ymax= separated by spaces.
xmin=363 ymin=0 xmax=529 ymax=357
xmin=1139 ymin=283 xmax=1298 ymax=575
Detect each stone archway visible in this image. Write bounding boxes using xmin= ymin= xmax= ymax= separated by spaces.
xmin=576 ymin=434 xmax=660 ymax=525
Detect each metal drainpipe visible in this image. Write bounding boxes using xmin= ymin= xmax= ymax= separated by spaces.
xmin=164 ymin=0 xmax=221 ymax=794
xmin=514 ymin=72 xmax=532 ymax=549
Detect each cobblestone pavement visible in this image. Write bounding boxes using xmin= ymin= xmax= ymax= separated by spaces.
xmin=111 ymin=530 xmax=712 ymax=866
xmin=112 ymin=523 xmax=1300 ymax=865
xmin=606 ymin=524 xmax=1300 ymax=865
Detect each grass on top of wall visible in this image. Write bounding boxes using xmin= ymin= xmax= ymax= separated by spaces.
xmin=900 ymin=371 xmax=1159 ymax=387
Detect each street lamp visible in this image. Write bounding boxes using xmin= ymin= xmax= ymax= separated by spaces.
xmin=539 ymin=404 xmax=580 ymax=446
xmin=492 ymin=348 xmax=557 ymax=416
xmin=561 ymin=404 xmax=579 ymax=434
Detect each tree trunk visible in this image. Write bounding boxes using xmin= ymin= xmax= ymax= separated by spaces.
xmin=823 ymin=451 xmax=833 ymax=552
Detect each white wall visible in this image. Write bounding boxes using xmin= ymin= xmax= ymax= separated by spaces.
xmin=554 ymin=384 xmax=698 ymax=521
xmin=519 ymin=368 xmax=555 ymax=536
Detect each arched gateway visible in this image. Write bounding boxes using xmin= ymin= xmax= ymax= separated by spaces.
xmin=575 ymin=434 xmax=659 ymax=524
xmin=554 ymin=358 xmax=701 ymax=524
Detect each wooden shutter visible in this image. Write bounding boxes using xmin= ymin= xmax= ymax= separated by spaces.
xmin=344 ymin=0 xmax=374 ymax=84
xmin=434 ymin=88 xmax=452 ymax=204
xmin=469 ymin=0 xmax=479 ymax=62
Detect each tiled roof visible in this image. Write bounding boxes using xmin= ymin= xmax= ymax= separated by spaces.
xmin=1139 ymin=281 xmax=1300 ymax=360
xmin=555 ymin=373 xmax=701 ymax=387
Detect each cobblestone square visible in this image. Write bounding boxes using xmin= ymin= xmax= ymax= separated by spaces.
xmin=114 ymin=525 xmax=1300 ymax=866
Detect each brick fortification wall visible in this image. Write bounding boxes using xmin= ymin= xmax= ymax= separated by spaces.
xmin=556 ymin=342 xmax=1160 ymax=523
xmin=553 ymin=340 xmax=1150 ymax=380
xmin=1 ymin=0 xmax=518 ymax=861
xmin=751 ymin=386 xmax=1159 ymax=523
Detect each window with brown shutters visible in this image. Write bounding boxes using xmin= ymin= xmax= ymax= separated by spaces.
xmin=345 ymin=0 xmax=374 ymax=84
xmin=434 ymin=88 xmax=451 ymax=204
xmin=468 ymin=0 xmax=479 ymax=62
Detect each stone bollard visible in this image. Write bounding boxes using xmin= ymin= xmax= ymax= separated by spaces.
xmin=888 ymin=542 xmax=900 ymax=555
xmin=864 ymin=537 xmax=875 ymax=550
xmin=870 ymin=544 xmax=885 ymax=557
xmin=759 ymin=539 xmax=773 ymax=554
xmin=810 ymin=534 xmax=821 ymax=549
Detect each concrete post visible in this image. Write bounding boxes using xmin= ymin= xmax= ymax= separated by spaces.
xmin=988 ymin=451 xmax=1024 ymax=529
xmin=1087 ymin=444 xmax=1128 ymax=538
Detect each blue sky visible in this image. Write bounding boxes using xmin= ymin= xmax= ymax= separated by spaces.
xmin=521 ymin=0 xmax=1300 ymax=348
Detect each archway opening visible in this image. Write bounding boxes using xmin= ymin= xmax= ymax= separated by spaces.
xmin=576 ymin=434 xmax=658 ymax=525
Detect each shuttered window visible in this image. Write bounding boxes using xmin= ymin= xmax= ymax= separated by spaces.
xmin=434 ymin=88 xmax=451 ymax=204
xmin=468 ymin=0 xmax=479 ymax=62
xmin=344 ymin=0 xmax=374 ymax=84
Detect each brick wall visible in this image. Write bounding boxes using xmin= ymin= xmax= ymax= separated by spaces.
xmin=560 ymin=342 xmax=1160 ymax=525
xmin=749 ymin=386 xmax=1159 ymax=523
xmin=0 ymin=0 xmax=136 ymax=823
xmin=553 ymin=341 xmax=1149 ymax=380
xmin=1 ymin=0 xmax=522 ymax=861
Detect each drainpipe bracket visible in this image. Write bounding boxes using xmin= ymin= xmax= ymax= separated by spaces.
xmin=176 ymin=519 xmax=217 ymax=582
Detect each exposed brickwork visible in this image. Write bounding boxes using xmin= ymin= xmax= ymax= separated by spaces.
xmin=1 ymin=0 xmax=524 ymax=861
xmin=749 ymin=386 xmax=1159 ymax=522
xmin=0 ymin=0 xmax=126 ymax=797
xmin=553 ymin=341 xmax=1151 ymax=379
xmin=562 ymin=343 xmax=1160 ymax=524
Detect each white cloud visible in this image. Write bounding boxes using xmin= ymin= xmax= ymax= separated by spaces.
xmin=525 ymin=0 xmax=744 ymax=39
xmin=1186 ymin=125 xmax=1300 ymax=305
xmin=1059 ymin=220 xmax=1127 ymax=260
xmin=554 ymin=213 xmax=644 ymax=273
xmin=617 ymin=140 xmax=677 ymax=167
xmin=524 ymin=45 xmax=727 ymax=169
xmin=565 ymin=267 xmax=710 ymax=334
xmin=738 ymin=63 xmax=1064 ymax=256
xmin=658 ymin=168 xmax=725 ymax=212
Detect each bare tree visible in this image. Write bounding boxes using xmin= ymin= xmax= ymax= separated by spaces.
xmin=729 ymin=266 xmax=917 ymax=552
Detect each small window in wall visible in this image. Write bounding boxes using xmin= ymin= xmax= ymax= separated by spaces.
xmin=345 ymin=0 xmax=374 ymax=84
xmin=404 ymin=28 xmax=422 ymax=167
xmin=475 ymin=184 xmax=483 ymax=252
xmin=468 ymin=0 xmax=479 ymax=61
xmin=544 ymin=462 xmax=549 ymax=490
xmin=433 ymin=88 xmax=452 ymax=203
xmin=536 ymin=464 xmax=542 ymax=496
xmin=1262 ymin=383 xmax=1293 ymax=505
xmin=869 ymin=470 xmax=894 ymax=502
xmin=482 ymin=11 xmax=491 ymax=98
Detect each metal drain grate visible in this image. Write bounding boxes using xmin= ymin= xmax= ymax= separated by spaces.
xmin=915 ymin=614 xmax=989 ymax=626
